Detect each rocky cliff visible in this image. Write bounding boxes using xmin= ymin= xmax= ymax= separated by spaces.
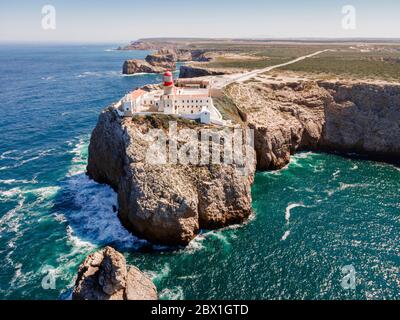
xmin=145 ymin=52 xmax=176 ymax=70
xmin=87 ymin=113 xmax=255 ymax=245
xmin=87 ymin=77 xmax=399 ymax=246
xmin=225 ymin=78 xmax=400 ymax=170
xmin=179 ymin=65 xmax=229 ymax=78
xmin=122 ymin=59 xmax=165 ymax=75
xmin=73 ymin=246 xmax=157 ymax=300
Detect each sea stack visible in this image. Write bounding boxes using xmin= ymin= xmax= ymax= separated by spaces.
xmin=72 ymin=246 xmax=157 ymax=300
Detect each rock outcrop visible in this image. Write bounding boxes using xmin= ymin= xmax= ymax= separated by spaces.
xmin=225 ymin=78 xmax=400 ymax=170
xmin=179 ymin=65 xmax=228 ymax=78
xmin=319 ymin=81 xmax=400 ymax=160
xmin=72 ymin=246 xmax=157 ymax=300
xmin=87 ymin=74 xmax=400 ymax=247
xmin=145 ymin=53 xmax=176 ymax=70
xmin=87 ymin=113 xmax=255 ymax=245
xmin=122 ymin=59 xmax=165 ymax=75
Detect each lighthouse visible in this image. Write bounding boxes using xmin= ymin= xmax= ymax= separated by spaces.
xmin=163 ymin=71 xmax=174 ymax=95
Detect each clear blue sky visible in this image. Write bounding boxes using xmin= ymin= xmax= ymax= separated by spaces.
xmin=1 ymin=0 xmax=399 ymax=43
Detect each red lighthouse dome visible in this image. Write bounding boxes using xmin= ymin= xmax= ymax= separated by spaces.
xmin=163 ymin=70 xmax=174 ymax=87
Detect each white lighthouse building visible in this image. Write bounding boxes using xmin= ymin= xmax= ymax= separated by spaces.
xmin=117 ymin=71 xmax=223 ymax=125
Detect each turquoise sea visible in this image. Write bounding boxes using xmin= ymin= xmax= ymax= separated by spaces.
xmin=0 ymin=44 xmax=399 ymax=300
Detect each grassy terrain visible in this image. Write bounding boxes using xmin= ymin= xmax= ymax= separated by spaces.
xmin=203 ymin=57 xmax=291 ymax=70
xmin=195 ymin=44 xmax=342 ymax=71
xmin=278 ymin=47 xmax=400 ymax=81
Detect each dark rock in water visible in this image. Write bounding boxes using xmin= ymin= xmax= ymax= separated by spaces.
xmin=72 ymin=246 xmax=157 ymax=300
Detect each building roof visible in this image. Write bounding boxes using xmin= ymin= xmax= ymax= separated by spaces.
xmin=130 ymin=89 xmax=146 ymax=100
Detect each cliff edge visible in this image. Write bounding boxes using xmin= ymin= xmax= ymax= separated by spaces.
xmin=87 ymin=113 xmax=255 ymax=245
xmin=225 ymin=77 xmax=400 ymax=170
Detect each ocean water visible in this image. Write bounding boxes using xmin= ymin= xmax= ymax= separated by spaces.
xmin=0 ymin=45 xmax=399 ymax=300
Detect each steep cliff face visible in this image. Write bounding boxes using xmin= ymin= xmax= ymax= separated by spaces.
xmin=225 ymin=79 xmax=400 ymax=170
xmin=319 ymin=81 xmax=400 ymax=160
xmin=225 ymin=81 xmax=328 ymax=170
xmin=87 ymin=112 xmax=255 ymax=245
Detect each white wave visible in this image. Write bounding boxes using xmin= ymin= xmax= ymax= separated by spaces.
xmin=146 ymin=263 xmax=171 ymax=284
xmin=121 ymin=72 xmax=153 ymax=77
xmin=159 ymin=286 xmax=185 ymax=300
xmin=41 ymin=76 xmax=55 ymax=81
xmin=350 ymin=164 xmax=359 ymax=170
xmin=66 ymin=226 xmax=96 ymax=250
xmin=0 ymin=149 xmax=55 ymax=171
xmin=177 ymin=274 xmax=200 ymax=280
xmin=76 ymin=71 xmax=121 ymax=78
xmin=63 ymin=136 xmax=147 ymax=250
xmin=285 ymin=203 xmax=306 ymax=224
xmin=27 ymin=186 xmax=60 ymax=201
xmin=0 ymin=150 xmax=23 ymax=161
xmin=292 ymin=152 xmax=315 ymax=159
xmin=208 ymin=231 xmax=231 ymax=249
xmin=325 ymin=182 xmax=370 ymax=197
xmin=67 ymin=136 xmax=89 ymax=175
xmin=281 ymin=230 xmax=290 ymax=241
xmin=0 ymin=177 xmax=38 ymax=185
xmin=185 ymin=235 xmax=206 ymax=254
xmin=66 ymin=173 xmax=145 ymax=249
xmin=339 ymin=182 xmax=370 ymax=191
xmin=0 ymin=195 xmax=25 ymax=233
xmin=0 ymin=187 xmax=23 ymax=200
xmin=332 ymin=170 xmax=340 ymax=179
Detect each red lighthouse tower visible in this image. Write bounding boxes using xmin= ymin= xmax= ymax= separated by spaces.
xmin=163 ymin=71 xmax=174 ymax=95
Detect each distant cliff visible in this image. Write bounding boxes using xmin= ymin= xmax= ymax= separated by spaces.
xmin=122 ymin=60 xmax=165 ymax=74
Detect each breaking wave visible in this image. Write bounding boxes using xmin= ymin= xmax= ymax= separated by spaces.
xmin=159 ymin=286 xmax=185 ymax=300
xmin=63 ymin=136 xmax=147 ymax=250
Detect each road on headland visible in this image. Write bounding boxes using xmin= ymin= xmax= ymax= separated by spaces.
xmin=212 ymin=49 xmax=332 ymax=89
